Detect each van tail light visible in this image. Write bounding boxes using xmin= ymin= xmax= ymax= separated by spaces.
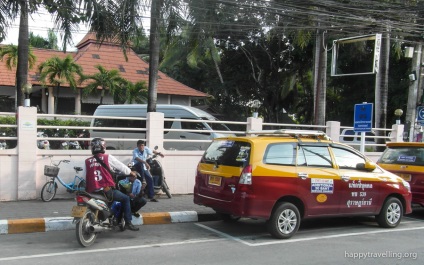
xmin=239 ymin=165 xmax=253 ymax=192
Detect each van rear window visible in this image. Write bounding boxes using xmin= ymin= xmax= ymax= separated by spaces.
xmin=379 ymin=146 xmax=424 ymax=166
xmin=202 ymin=140 xmax=251 ymax=167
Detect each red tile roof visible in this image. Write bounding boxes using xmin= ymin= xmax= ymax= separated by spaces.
xmin=0 ymin=34 xmax=208 ymax=98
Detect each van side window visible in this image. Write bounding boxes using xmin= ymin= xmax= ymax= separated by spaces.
xmin=299 ymin=145 xmax=333 ymax=167
xmin=332 ymin=147 xmax=365 ymax=169
xmin=181 ymin=119 xmax=210 ymax=135
xmin=342 ymin=130 xmax=355 ymax=142
xmin=264 ymin=143 xmax=296 ymax=166
xmin=93 ymin=118 xmax=146 ymax=133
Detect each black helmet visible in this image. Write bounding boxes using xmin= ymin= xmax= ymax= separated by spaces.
xmin=91 ymin=137 xmax=106 ymax=155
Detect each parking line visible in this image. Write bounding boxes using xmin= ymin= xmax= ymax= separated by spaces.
xmin=195 ymin=223 xmax=424 ymax=247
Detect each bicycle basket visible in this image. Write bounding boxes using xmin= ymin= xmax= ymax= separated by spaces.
xmin=44 ymin=165 xmax=60 ymax=176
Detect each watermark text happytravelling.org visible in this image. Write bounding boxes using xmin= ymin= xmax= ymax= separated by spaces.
xmin=345 ymin=251 xmax=418 ymax=260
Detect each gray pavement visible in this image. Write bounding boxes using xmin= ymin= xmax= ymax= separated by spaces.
xmin=0 ymin=194 xmax=217 ymax=220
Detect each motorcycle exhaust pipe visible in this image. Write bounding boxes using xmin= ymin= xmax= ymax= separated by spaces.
xmin=89 ymin=224 xmax=112 ymax=233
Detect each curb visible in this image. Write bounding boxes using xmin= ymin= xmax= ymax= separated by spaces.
xmin=0 ymin=211 xmax=219 ymax=235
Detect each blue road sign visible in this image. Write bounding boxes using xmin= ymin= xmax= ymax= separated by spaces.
xmin=354 ymin=103 xmax=373 ymax=132
xmin=417 ymin=106 xmax=424 ymax=125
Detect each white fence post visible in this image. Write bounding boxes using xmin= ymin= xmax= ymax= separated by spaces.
xmin=325 ymin=121 xmax=340 ymax=141
xmin=246 ymin=117 xmax=263 ymax=134
xmin=390 ymin=124 xmax=404 ymax=142
xmin=17 ymin=106 xmax=38 ymax=200
xmin=146 ymin=112 xmax=164 ymax=150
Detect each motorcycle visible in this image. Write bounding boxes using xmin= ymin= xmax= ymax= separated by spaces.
xmin=77 ymin=129 xmax=90 ymax=150
xmin=60 ymin=130 xmax=81 ymax=150
xmin=0 ymin=132 xmax=7 ymax=150
xmin=148 ymin=146 xmax=171 ymax=198
xmin=37 ymin=131 xmax=50 ymax=149
xmin=126 ymin=146 xmax=171 ymax=198
xmin=71 ymin=191 xmax=127 ymax=247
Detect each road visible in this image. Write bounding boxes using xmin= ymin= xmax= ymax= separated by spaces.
xmin=1 ymin=212 xmax=423 ymax=265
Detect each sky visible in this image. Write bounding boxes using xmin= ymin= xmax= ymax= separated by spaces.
xmin=1 ymin=11 xmax=90 ymax=51
xmin=1 ymin=8 xmax=151 ymax=52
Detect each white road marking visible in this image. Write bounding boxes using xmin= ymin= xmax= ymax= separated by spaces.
xmin=195 ymin=223 xmax=424 ymax=247
xmin=0 ymin=238 xmax=224 ymax=261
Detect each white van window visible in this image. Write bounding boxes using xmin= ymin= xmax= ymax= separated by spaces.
xmin=93 ymin=118 xmax=146 ymax=133
xmin=181 ymin=119 xmax=210 ymax=135
xmin=264 ymin=143 xmax=296 ymax=166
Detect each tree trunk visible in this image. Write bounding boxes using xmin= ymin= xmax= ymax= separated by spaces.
xmin=15 ymin=0 xmax=29 ymax=109
xmin=374 ymin=32 xmax=390 ymax=151
xmin=148 ymin=0 xmax=164 ymax=112
xmin=313 ymin=29 xmax=326 ymax=126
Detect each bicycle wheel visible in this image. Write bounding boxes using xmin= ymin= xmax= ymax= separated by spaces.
xmin=41 ymin=181 xmax=57 ymax=202
xmin=77 ymin=179 xmax=86 ymax=192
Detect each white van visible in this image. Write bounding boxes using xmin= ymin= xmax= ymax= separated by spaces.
xmin=90 ymin=104 xmax=233 ymax=150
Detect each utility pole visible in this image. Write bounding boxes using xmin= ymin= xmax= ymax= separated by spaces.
xmin=405 ymin=44 xmax=422 ymax=142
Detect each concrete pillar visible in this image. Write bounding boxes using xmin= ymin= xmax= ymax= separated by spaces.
xmin=390 ymin=124 xmax=404 ymax=142
xmin=17 ymin=106 xmax=38 ymax=200
xmin=41 ymin=87 xmax=47 ymax=113
xmin=48 ymin=87 xmax=54 ymax=114
xmin=75 ymin=90 xmax=81 ymax=115
xmin=246 ymin=117 xmax=263 ymax=135
xmin=326 ymin=121 xmax=340 ymax=142
xmin=146 ymin=112 xmax=164 ymax=150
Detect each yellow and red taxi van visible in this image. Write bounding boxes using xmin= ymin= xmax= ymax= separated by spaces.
xmin=194 ymin=130 xmax=412 ymax=239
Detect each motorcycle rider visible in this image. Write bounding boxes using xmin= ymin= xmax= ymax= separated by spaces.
xmin=84 ymin=137 xmax=139 ymax=231
xmin=132 ymin=140 xmax=164 ymax=202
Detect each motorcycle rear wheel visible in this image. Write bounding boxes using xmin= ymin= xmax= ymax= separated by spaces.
xmin=41 ymin=181 xmax=57 ymax=202
xmin=162 ymin=180 xmax=172 ymax=198
xmin=76 ymin=209 xmax=97 ymax=247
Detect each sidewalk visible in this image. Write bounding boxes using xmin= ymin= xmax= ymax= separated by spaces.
xmin=0 ymin=194 xmax=219 ymax=235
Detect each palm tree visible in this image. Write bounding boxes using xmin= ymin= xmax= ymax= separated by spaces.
xmin=0 ymin=44 xmax=36 ymax=70
xmin=113 ymin=80 xmax=148 ymax=104
xmin=38 ymin=55 xmax=83 ymax=113
xmin=81 ymin=65 xmax=127 ymax=105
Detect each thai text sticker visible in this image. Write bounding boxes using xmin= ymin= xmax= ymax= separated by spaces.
xmin=311 ymin=178 xmax=334 ymax=194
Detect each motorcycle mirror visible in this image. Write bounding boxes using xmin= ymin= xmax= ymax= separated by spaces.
xmin=154 ymin=146 xmax=158 ymax=150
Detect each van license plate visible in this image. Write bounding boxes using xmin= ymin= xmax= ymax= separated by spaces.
xmin=399 ymin=174 xmax=411 ymax=181
xmin=208 ymin=176 xmax=222 ymax=186
xmin=71 ymin=206 xmax=87 ymax=218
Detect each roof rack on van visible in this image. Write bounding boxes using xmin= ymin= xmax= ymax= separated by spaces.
xmin=247 ymin=129 xmax=331 ymax=140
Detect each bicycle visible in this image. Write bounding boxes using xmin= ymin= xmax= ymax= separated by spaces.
xmin=41 ymin=158 xmax=86 ymax=202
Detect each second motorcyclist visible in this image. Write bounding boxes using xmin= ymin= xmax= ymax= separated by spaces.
xmin=132 ymin=140 xmax=164 ymax=202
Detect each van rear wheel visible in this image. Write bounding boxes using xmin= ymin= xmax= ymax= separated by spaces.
xmin=267 ymin=202 xmax=300 ymax=239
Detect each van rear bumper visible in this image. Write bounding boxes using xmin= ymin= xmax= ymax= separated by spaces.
xmin=193 ymin=192 xmax=272 ymax=219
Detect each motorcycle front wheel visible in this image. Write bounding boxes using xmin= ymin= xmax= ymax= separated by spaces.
xmin=76 ymin=209 xmax=97 ymax=247
xmin=162 ymin=180 xmax=172 ymax=198
xmin=41 ymin=181 xmax=57 ymax=202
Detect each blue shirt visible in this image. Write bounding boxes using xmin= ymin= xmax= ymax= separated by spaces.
xmin=132 ymin=146 xmax=153 ymax=170
xmin=130 ymin=178 xmax=142 ymax=196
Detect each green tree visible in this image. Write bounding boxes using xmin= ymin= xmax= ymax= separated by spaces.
xmin=29 ymin=29 xmax=59 ymax=50
xmin=113 ymin=80 xmax=148 ymax=104
xmin=38 ymin=55 xmax=83 ymax=113
xmin=81 ymin=65 xmax=127 ymax=105
xmin=0 ymin=44 xmax=36 ymax=70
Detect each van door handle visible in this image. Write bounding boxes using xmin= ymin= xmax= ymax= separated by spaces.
xmin=180 ymin=136 xmax=186 ymax=139
xmin=298 ymin=172 xmax=308 ymax=180
xmin=341 ymin=175 xmax=350 ymax=182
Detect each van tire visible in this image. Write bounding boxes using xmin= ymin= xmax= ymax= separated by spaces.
xmin=376 ymin=197 xmax=403 ymax=228
xmin=267 ymin=202 xmax=300 ymax=239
